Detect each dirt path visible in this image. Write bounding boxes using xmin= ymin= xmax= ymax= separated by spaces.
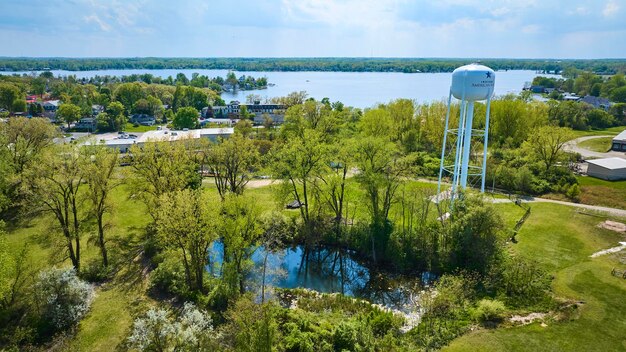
xmin=564 ymin=135 xmax=625 ymax=159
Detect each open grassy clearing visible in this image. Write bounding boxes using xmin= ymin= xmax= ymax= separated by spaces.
xmin=123 ymin=122 xmax=159 ymax=133
xmin=577 ymin=136 xmax=613 ymax=152
xmin=569 ymin=126 xmax=624 ymax=139
xmin=445 ymin=202 xmax=626 ymax=352
xmin=577 ymin=176 xmax=626 ymax=210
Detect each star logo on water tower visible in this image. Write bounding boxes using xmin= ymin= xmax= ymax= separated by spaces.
xmin=485 ymin=72 xmax=492 ymax=78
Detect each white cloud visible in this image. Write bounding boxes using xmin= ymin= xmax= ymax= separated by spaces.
xmin=603 ymin=0 xmax=620 ymax=17
xmin=83 ymin=14 xmax=111 ymax=31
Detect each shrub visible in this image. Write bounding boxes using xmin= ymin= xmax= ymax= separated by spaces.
xmin=472 ymin=299 xmax=506 ymax=324
xmin=150 ymin=252 xmax=190 ymax=298
xmin=333 ymin=322 xmax=356 ymax=351
xmin=35 ymin=267 xmax=95 ymax=330
xmin=128 ymin=302 xmax=217 ymax=351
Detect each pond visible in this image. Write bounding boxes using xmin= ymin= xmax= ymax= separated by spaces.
xmin=208 ymin=243 xmax=435 ymax=311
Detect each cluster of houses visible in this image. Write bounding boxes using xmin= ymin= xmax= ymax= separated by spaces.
xmin=202 ymin=100 xmax=285 ymax=125
xmin=523 ymin=83 xmax=611 ymax=110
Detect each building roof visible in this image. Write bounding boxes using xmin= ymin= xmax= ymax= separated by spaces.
xmin=613 ymin=130 xmax=626 ymax=143
xmin=138 ymin=128 xmax=234 ymax=143
xmin=587 ymin=157 xmax=626 ymax=170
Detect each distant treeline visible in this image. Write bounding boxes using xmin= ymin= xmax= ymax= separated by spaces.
xmin=1 ymin=57 xmax=626 ymax=74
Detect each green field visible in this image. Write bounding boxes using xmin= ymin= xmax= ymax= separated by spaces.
xmin=578 ymin=137 xmax=613 ymax=152
xmin=569 ymin=126 xmax=624 ymax=139
xmin=577 ymin=176 xmax=626 ymax=210
xmin=445 ymin=203 xmax=626 ymax=352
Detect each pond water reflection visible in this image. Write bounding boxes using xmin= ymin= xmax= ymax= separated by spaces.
xmin=209 ymin=243 xmax=435 ymax=310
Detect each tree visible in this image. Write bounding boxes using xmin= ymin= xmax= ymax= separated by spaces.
xmin=83 ymin=146 xmax=120 ymax=267
xmin=525 ymin=125 xmax=574 ymax=174
xmin=234 ymin=119 xmax=253 ymax=137
xmin=23 ymin=145 xmax=86 ymax=270
xmin=272 ymin=130 xmax=328 ymax=242
xmin=156 ymin=189 xmax=217 ymax=292
xmin=128 ymin=140 xmax=201 ymax=219
xmin=354 ymin=136 xmax=407 ymax=263
xmin=106 ymin=101 xmax=126 ymax=131
xmin=206 ymin=134 xmax=259 ymax=199
xmin=0 ymin=83 xmax=20 ymax=112
xmin=172 ymin=106 xmax=198 ymax=130
xmin=113 ymin=82 xmax=144 ymax=114
xmin=219 ymin=195 xmax=263 ymax=295
xmin=57 ymin=103 xmax=82 ymax=129
xmin=31 ymin=77 xmax=46 ymax=97
xmin=611 ymin=86 xmax=626 ymax=103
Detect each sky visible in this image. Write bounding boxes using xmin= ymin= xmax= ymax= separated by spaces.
xmin=0 ymin=0 xmax=625 ymax=58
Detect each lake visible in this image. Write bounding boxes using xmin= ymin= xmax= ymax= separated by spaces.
xmin=209 ymin=243 xmax=434 ymax=311
xmin=1 ymin=69 xmax=560 ymax=108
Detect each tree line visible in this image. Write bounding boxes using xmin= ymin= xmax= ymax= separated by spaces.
xmin=2 ymin=57 xmax=626 ymax=74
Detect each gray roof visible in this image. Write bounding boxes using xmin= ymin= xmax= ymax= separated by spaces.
xmin=613 ymin=130 xmax=626 ymax=142
xmin=587 ymin=157 xmax=626 ymax=170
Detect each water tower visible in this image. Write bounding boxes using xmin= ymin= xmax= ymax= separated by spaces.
xmin=436 ymin=63 xmax=495 ymax=204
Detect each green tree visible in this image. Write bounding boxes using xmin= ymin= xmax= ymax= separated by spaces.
xmin=23 ymin=145 xmax=86 ymax=270
xmin=128 ymin=141 xmax=200 ymax=219
xmin=172 ymin=106 xmax=198 ymax=129
xmin=0 ymin=83 xmax=20 ymax=112
xmin=354 ymin=136 xmax=406 ymax=262
xmin=219 ymin=195 xmax=263 ymax=295
xmin=83 ymin=146 xmax=120 ymax=267
xmin=156 ymin=189 xmax=217 ymax=292
xmin=57 ymin=103 xmax=82 ymax=129
xmin=206 ymin=134 xmax=259 ymax=199
xmin=525 ymin=125 xmax=574 ymax=174
xmin=113 ymin=82 xmax=144 ymax=114
xmin=611 ymin=86 xmax=626 ymax=103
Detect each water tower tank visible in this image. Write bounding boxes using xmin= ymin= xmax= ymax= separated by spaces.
xmin=450 ymin=63 xmax=495 ymax=101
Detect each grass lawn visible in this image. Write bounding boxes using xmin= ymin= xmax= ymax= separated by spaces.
xmin=444 ymin=202 xmax=626 ymax=352
xmin=577 ymin=136 xmax=613 ymax=152
xmin=577 ymin=176 xmax=626 ymax=210
xmin=570 ymin=126 xmax=624 ymax=139
xmin=124 ymin=122 xmax=158 ymax=133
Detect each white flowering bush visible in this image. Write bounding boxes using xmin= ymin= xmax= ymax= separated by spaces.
xmin=35 ymin=267 xmax=95 ymax=330
xmin=128 ymin=302 xmax=217 ymax=351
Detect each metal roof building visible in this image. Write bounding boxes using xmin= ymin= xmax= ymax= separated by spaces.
xmin=586 ymin=157 xmax=626 ymax=181
xmin=612 ymin=130 xmax=626 ymax=152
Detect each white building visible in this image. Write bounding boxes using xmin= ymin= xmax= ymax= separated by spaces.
xmin=612 ymin=130 xmax=626 ymax=152
xmin=586 ymin=157 xmax=626 ymax=181
xmin=84 ymin=127 xmax=234 ymax=153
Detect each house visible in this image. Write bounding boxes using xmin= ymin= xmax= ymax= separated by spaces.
xmin=530 ymin=85 xmax=545 ymax=93
xmin=580 ymin=96 xmax=611 ymax=110
xmin=612 ymin=130 xmax=626 ymax=152
xmin=75 ymin=117 xmax=97 ymax=131
xmin=41 ymin=100 xmax=60 ymax=119
xmin=562 ymin=93 xmax=580 ymax=101
xmin=210 ymin=101 xmax=285 ymax=124
xmin=586 ymin=157 xmax=626 ymax=180
xmin=130 ymin=114 xmax=156 ymax=126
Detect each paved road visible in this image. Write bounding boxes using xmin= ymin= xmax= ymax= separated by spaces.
xmin=564 ymin=135 xmax=625 ymax=159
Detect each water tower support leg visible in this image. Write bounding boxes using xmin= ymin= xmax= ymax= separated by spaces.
xmin=460 ymin=101 xmax=474 ymax=189
xmin=480 ymin=97 xmax=492 ymax=193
